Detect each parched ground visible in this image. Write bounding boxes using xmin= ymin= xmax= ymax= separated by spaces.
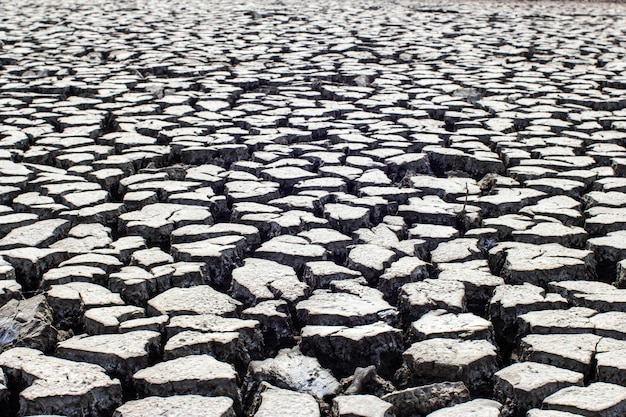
xmin=1 ymin=0 xmax=626 ymax=416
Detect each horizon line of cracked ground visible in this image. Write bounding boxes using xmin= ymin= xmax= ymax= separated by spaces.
xmin=2 ymin=0 xmax=626 ymax=416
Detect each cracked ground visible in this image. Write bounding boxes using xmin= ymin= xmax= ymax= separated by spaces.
xmin=1 ymin=0 xmax=626 ymax=416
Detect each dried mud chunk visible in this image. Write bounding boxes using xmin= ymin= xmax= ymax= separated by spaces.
xmin=56 ymin=330 xmax=161 ymax=383
xmin=511 ymin=220 xmax=588 ymax=249
xmin=170 ymin=239 xmax=239 ymax=287
xmin=396 ymin=338 xmax=498 ymax=394
xmin=251 ymin=382 xmax=321 ymax=417
xmin=517 ymin=307 xmax=596 ymax=337
xmin=261 ymin=166 xmax=317 ymax=190
xmin=407 ymin=224 xmax=459 ymax=251
xmin=347 ymin=244 xmax=397 ymax=284
xmin=488 ymin=242 xmax=595 ymax=287
xmin=224 ymin=181 xmax=281 ymax=204
xmin=408 ymin=175 xmax=480 ymax=202
xmin=410 ymin=309 xmax=493 ymax=343
xmin=324 ymin=203 xmax=371 ymax=234
xmin=300 ymin=321 xmax=402 ymax=376
xmin=430 ymin=238 xmax=482 ymax=265
xmin=40 ymin=265 xmax=107 ymax=288
xmin=133 ymin=354 xmax=239 ymax=400
xmin=230 ymin=258 xmax=308 ymax=307
xmin=397 ymin=196 xmax=480 ymax=227
xmin=332 ymin=394 xmax=393 ymax=417
xmin=494 ymin=362 xmax=584 ymax=416
xmin=518 ymin=333 xmax=602 ymax=375
xmin=0 ymin=347 xmax=122 ymax=417
xmin=398 ymin=279 xmax=466 ymax=324
xmin=297 ymin=285 xmax=396 ymax=327
xmin=378 ymin=256 xmax=429 ymax=303
xmin=147 ymin=286 xmax=241 ymax=318
xmin=245 ymin=347 xmax=341 ymax=400
xmin=542 ymin=382 xmax=626 ymax=416
xmin=254 ymin=235 xmax=327 ymax=272
xmin=113 ymin=395 xmax=235 ymax=417
xmin=163 ymin=330 xmax=252 ymax=371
